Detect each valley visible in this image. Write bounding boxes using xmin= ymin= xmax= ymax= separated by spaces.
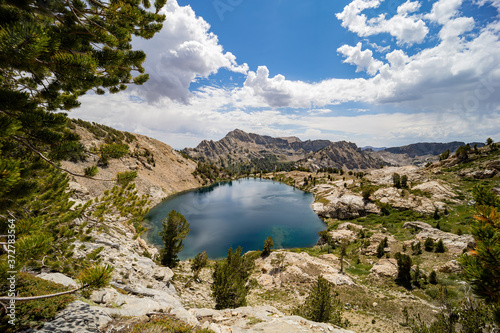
xmin=2 ymin=122 xmax=499 ymax=333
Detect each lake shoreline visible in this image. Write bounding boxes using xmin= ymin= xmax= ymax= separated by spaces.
xmin=143 ymin=176 xmax=327 ymax=260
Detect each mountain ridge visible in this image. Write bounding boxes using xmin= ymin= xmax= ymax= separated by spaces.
xmin=183 ymin=129 xmax=483 ymax=171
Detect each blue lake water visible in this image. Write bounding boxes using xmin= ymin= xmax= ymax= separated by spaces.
xmin=145 ymin=178 xmax=326 ymax=259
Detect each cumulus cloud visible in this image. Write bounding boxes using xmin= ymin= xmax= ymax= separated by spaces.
xmin=133 ymin=0 xmax=248 ymax=103
xmin=337 ymin=42 xmax=384 ymax=75
xmin=335 ymin=0 xmax=429 ymax=45
xmin=426 ymin=0 xmax=464 ymax=24
xmin=73 ymin=0 xmax=500 ymax=149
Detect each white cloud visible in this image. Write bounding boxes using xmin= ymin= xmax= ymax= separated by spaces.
xmin=439 ymin=16 xmax=475 ymax=40
xmin=475 ymin=0 xmax=500 ymax=11
xmin=132 ymin=0 xmax=248 ymax=103
xmin=367 ymin=41 xmax=391 ymax=53
xmin=385 ymin=49 xmax=410 ymax=69
xmin=337 ymin=42 xmax=384 ymax=75
xmin=426 ymin=0 xmax=464 ymax=24
xmin=335 ymin=0 xmax=429 ymax=45
xmin=72 ymin=0 xmax=500 ymax=149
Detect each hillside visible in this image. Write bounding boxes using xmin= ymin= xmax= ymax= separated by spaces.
xmin=61 ymin=119 xmax=203 ymax=205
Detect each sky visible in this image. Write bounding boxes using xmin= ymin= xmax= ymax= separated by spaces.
xmin=70 ymin=0 xmax=500 ymax=149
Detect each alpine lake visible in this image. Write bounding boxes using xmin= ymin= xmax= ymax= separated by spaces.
xmin=145 ymin=178 xmax=326 ymax=259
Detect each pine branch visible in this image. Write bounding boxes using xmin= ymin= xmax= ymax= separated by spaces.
xmin=12 ymin=135 xmax=114 ymax=182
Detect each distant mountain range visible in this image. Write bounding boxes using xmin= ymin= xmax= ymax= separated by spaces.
xmin=183 ymin=129 xmax=483 ymax=171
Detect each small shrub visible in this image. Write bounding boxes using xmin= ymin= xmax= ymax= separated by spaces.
xmin=429 ymin=270 xmax=438 ymax=285
xmin=424 ymin=238 xmax=434 ymax=252
xmin=191 ymin=251 xmax=208 ymax=279
xmin=435 ymin=239 xmax=446 ymax=253
xmin=84 ymin=165 xmax=98 ymax=177
xmin=116 ymin=171 xmax=137 ymax=186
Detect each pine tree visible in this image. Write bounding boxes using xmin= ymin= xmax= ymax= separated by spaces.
xmin=159 ymin=210 xmax=190 ymax=268
xmin=460 ymin=205 xmax=500 ymax=305
xmin=262 ymin=236 xmax=274 ymax=257
xmin=293 ymin=275 xmax=348 ymax=327
xmin=191 ymin=251 xmax=208 ymax=281
xmin=212 ymin=247 xmax=255 ymax=309
xmin=395 ymin=252 xmax=412 ymax=288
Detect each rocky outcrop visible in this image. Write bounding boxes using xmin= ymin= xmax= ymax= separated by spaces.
xmin=439 ymin=260 xmax=462 ymax=274
xmin=313 ymin=188 xmax=380 ymax=220
xmin=403 ymin=221 xmax=475 ymax=253
xmin=255 ymin=251 xmax=353 ymax=288
xmin=362 ymin=233 xmax=396 ymax=256
xmin=373 ymin=187 xmax=446 ymax=214
xmin=365 ymin=166 xmax=427 ymax=186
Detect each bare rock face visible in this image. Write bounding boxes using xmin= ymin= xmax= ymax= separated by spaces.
xmin=411 ymin=180 xmax=457 ymax=201
xmin=255 ymin=251 xmax=354 ymax=288
xmin=403 ymin=221 xmax=475 ymax=253
xmin=370 ymin=259 xmax=398 ymax=278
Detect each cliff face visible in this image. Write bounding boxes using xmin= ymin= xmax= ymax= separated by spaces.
xmin=182 ymin=129 xmax=331 ymax=165
xmin=62 ymin=121 xmax=203 ymax=205
xmin=300 ymin=141 xmax=383 ymax=170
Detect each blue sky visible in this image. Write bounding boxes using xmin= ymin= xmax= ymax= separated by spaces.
xmin=71 ymin=0 xmax=500 ymax=149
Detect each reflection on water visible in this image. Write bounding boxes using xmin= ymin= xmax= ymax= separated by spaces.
xmin=145 ymin=178 xmax=325 ymax=259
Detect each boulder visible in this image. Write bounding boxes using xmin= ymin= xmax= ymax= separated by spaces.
xmin=370 ymin=259 xmax=398 ymax=278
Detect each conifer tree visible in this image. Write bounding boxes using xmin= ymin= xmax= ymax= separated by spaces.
xmin=159 ymin=210 xmax=190 ymax=268
xmin=293 ymin=275 xmax=347 ymax=327
xmin=262 ymin=236 xmax=274 ymax=257
xmin=212 ymin=247 xmax=255 ymax=309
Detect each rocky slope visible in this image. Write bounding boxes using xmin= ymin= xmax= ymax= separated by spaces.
xmin=62 ymin=120 xmax=203 ymax=205
xmin=299 ymin=141 xmax=383 ymax=171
